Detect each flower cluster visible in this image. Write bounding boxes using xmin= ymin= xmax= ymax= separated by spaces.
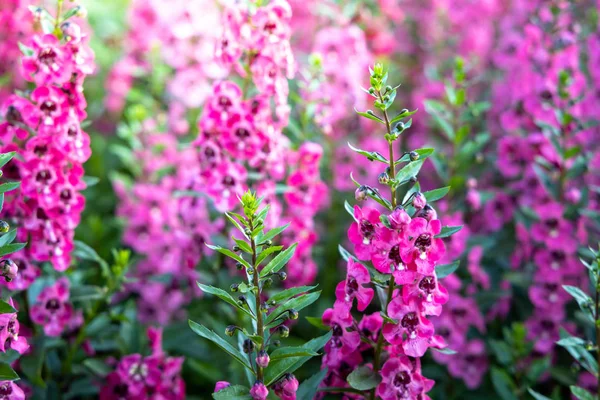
xmin=0 ymin=5 xmax=94 ymax=275
xmin=101 ymin=327 xmax=185 ymax=400
xmin=490 ymin=1 xmax=598 ymax=358
xmin=321 ymin=64 xmax=458 ymax=399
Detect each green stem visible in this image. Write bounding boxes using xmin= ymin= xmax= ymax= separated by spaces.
xmin=250 ymin=219 xmax=264 ymax=382
xmin=370 ymin=92 xmax=398 ymax=399
xmin=54 ymin=0 xmax=64 ymax=35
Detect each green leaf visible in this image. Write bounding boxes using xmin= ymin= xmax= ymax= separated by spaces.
xmin=259 ymin=243 xmax=297 ymax=277
xmin=0 ymin=182 xmax=20 ymax=194
xmin=0 ymin=152 xmax=16 ymax=169
xmin=355 ymin=109 xmax=384 ymax=123
xmin=422 ymin=186 xmax=450 ymax=203
xmin=0 ymin=300 xmax=16 ymax=314
xmin=61 ymin=5 xmax=82 ymax=20
xmin=559 ymin=329 xmax=597 ymax=375
xmin=232 ymin=239 xmax=252 ymax=254
xmin=527 ymin=357 xmax=550 ymax=382
xmin=0 ymin=243 xmax=26 ymax=257
xmin=269 ymin=347 xmax=319 ymax=361
xmin=563 ymin=285 xmax=594 ymax=320
xmin=197 ymin=283 xmax=254 ymax=319
xmin=258 ymin=223 xmax=289 ymax=244
xmin=556 ymin=336 xmax=586 ymax=347
xmin=265 ymin=291 xmax=321 ymax=327
xmin=305 ymin=316 xmax=329 ymax=331
xmin=212 ymin=385 xmax=252 ymax=400
xmin=83 ymin=176 xmax=100 ymax=188
xmin=70 ymin=285 xmax=105 ymax=302
xmin=390 ymin=109 xmax=418 ymax=124
xmin=395 ymin=148 xmax=434 ymax=164
xmin=394 ymin=159 xmax=425 ymax=187
xmin=347 ymin=366 xmax=380 ymax=391
xmin=268 ymin=285 xmax=317 ymax=305
xmin=431 ymin=347 xmax=457 ymax=355
xmin=256 ymin=246 xmax=283 ymax=265
xmin=73 ymin=240 xmax=110 ymax=276
xmin=0 ymin=362 xmax=18 ymax=381
xmin=491 ymin=367 xmax=518 ymax=400
xmin=188 ymin=320 xmax=253 ymax=373
xmin=489 ymin=340 xmax=513 ymax=366
xmin=344 ymin=201 xmax=358 ymax=221
xmin=0 ymin=230 xmax=17 ymax=247
xmin=570 ymin=386 xmax=594 ymax=400
xmin=528 ymin=389 xmax=552 ymax=400
xmin=297 ymin=368 xmax=328 ymax=400
xmin=206 ymin=244 xmax=251 ymax=270
xmin=347 ymin=143 xmax=388 ymax=163
xmin=83 ymin=359 xmax=111 ymax=377
xmin=264 ymin=332 xmax=332 ymax=386
xmin=224 ymin=213 xmax=247 ymax=234
xmin=435 ymin=226 xmax=463 ymax=238
xmin=436 ymin=260 xmax=460 ymax=279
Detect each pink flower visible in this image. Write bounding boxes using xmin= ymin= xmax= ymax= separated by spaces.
xmin=401 ymin=218 xmax=445 ymax=275
xmin=384 ymin=297 xmax=441 ymax=357
xmin=402 ymin=274 xmax=449 ymax=316
xmin=21 ymin=34 xmax=73 ymax=85
xmin=446 ymin=340 xmax=488 ymax=389
xmin=0 ymin=381 xmax=25 ymax=400
xmin=322 ymin=302 xmax=360 ymax=367
xmin=376 ymin=356 xmax=434 ymax=400
xmin=335 ymin=258 xmax=374 ymax=311
xmin=347 ymin=205 xmax=381 ymax=260
xmin=530 ymin=202 xmax=577 ymax=252
xmin=30 ymin=277 xmax=78 ymax=337
xmin=0 ymin=298 xmax=28 ymax=354
xmin=214 ymin=381 xmax=230 ymax=393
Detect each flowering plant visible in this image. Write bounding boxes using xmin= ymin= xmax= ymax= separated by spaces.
xmin=190 ymin=190 xmax=329 ymax=400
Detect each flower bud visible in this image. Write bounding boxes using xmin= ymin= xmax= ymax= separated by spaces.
xmin=250 ymin=381 xmax=269 ymax=400
xmin=214 ymin=381 xmax=231 ymax=393
xmin=243 ymin=338 xmax=255 ymax=354
xmin=247 ymin=267 xmax=254 ymax=275
xmin=378 ymin=172 xmax=389 ymax=184
xmin=272 ymin=340 xmax=281 ymax=347
xmin=0 ymin=260 xmax=17 ymax=283
xmin=416 ymin=204 xmax=437 ymax=221
xmin=288 ymin=309 xmax=299 ymax=320
xmin=225 ymin=325 xmax=237 ymax=337
xmin=366 ymin=110 xmax=375 ymax=116
xmin=262 ymin=278 xmax=273 ymax=288
xmin=237 ymin=295 xmax=247 ymax=306
xmin=395 ymin=122 xmax=405 ymax=132
xmin=368 ymin=87 xmax=375 ymax=95
xmin=409 ymin=151 xmax=419 ymax=161
xmin=230 ymin=283 xmax=239 ymax=292
xmin=385 ymin=85 xmax=393 ymax=93
xmin=256 ymin=350 xmax=270 ymax=368
xmin=260 ymin=302 xmax=269 ymax=313
xmin=389 ymin=207 xmax=410 ymax=229
xmin=244 ymin=228 xmax=252 ymax=236
xmin=236 ymin=262 xmax=244 ymax=270
xmin=355 ymin=185 xmax=368 ymax=202
xmin=61 ymin=21 xmax=82 ymax=43
xmin=409 ymin=176 xmax=417 ymax=184
xmin=413 ymin=192 xmax=426 ymax=209
xmin=277 ymin=325 xmax=290 ymax=338
xmin=263 ymin=240 xmax=273 ymax=247
xmin=273 ymin=373 xmax=299 ymax=400
xmin=277 ymin=272 xmax=287 ymax=281
xmin=75 ymin=5 xmax=88 ymax=18
xmin=0 ymin=221 xmax=9 ymax=233
xmin=233 ymin=245 xmax=240 ymax=252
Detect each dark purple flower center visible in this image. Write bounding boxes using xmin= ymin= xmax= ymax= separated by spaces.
xmin=45 ymin=298 xmax=61 ymax=312
xmin=113 ymin=383 xmax=129 ymax=396
xmin=401 ymin=312 xmax=418 ymax=331
xmin=418 ymin=276 xmax=436 ymax=293
xmin=5 ymin=106 xmax=23 ymax=125
xmin=222 ymin=176 xmax=235 ymax=187
xmin=60 ymin=189 xmax=72 ymax=202
xmin=67 ymin=125 xmax=79 ymax=137
xmin=218 ymin=96 xmax=232 ymax=109
xmin=264 ymin=21 xmax=277 ymax=33
xmin=40 ymin=100 xmax=57 ymax=114
xmin=36 ymin=169 xmax=52 ymax=183
xmin=0 ymin=383 xmax=12 ymax=396
xmin=388 ymin=245 xmax=402 ymax=265
xmin=545 ymin=218 xmax=559 ymax=230
xmin=360 ymin=220 xmax=375 ymax=239
xmin=393 ymin=371 xmax=411 ymax=387
xmin=34 ymin=144 xmax=48 ymax=157
xmin=414 ymin=234 xmax=432 ymax=252
xmin=550 ymin=250 xmax=565 ymax=262
xmin=541 ymin=319 xmax=555 ymax=330
xmin=346 ymin=277 xmax=358 ymax=296
xmin=235 ymin=127 xmax=250 ymax=139
xmin=38 ymin=47 xmax=58 ymax=66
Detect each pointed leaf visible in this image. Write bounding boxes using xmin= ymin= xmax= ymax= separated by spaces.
xmin=435 ymin=260 xmax=459 ymax=279
xmin=197 ymin=283 xmax=255 ymax=319
xmin=435 ymin=226 xmax=463 ymax=238
xmin=213 ymin=385 xmax=252 ymax=400
xmin=347 ymin=366 xmax=380 ymax=390
xmin=265 ymin=291 xmax=321 ymax=327
xmin=422 ymin=186 xmax=450 ymax=203
xmin=259 ymin=243 xmax=297 ymax=277
xmin=268 ymin=285 xmax=317 ymax=305
xmin=297 ymin=368 xmax=328 ymax=400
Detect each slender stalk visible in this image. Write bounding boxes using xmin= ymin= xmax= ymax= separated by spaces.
xmin=595 ymin=260 xmax=600 ymax=400
xmin=250 ymin=219 xmax=264 ymax=382
xmin=370 ymin=91 xmax=398 ymax=399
